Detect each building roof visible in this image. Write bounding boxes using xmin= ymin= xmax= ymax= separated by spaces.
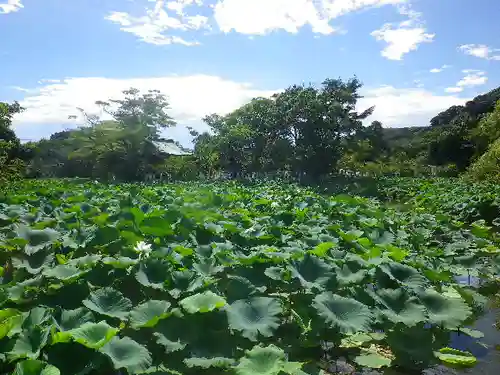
xmin=152 ymin=140 xmax=192 ymax=156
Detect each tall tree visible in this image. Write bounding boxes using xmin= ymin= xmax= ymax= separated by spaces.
xmin=270 ymin=77 xmax=373 ymax=179
xmin=0 ymin=102 xmax=31 ymax=183
xmin=68 ymin=88 xmax=177 ymax=180
xmin=194 ymin=77 xmax=374 ymax=181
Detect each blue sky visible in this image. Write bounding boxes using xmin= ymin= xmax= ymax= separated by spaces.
xmin=1 ymin=0 xmax=499 ymax=146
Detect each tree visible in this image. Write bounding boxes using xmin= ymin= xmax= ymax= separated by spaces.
xmin=472 ymin=100 xmax=500 ymax=153
xmin=272 ymin=78 xmax=374 ymax=180
xmin=467 ymin=137 xmax=500 ymax=182
xmin=194 ymin=77 xmax=374 ymax=181
xmin=189 ymin=129 xmax=220 ymax=178
xmin=0 ymin=102 xmax=31 ymax=183
xmin=68 ymin=88 xmax=177 ymax=181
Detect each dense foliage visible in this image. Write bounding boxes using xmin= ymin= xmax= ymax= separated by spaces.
xmin=0 ymin=102 xmax=31 ymax=184
xmin=384 ymin=87 xmax=500 ymax=175
xmin=1 ymin=180 xmax=499 ymax=375
xmin=26 ymin=89 xmax=181 ymax=181
xmin=191 ymin=78 xmax=375 ymax=180
xmin=5 ymin=79 xmax=500 ymax=182
xmin=377 ymin=177 xmax=500 ymax=230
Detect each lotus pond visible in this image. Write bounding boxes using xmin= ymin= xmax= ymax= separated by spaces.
xmin=0 ymin=180 xmax=499 ymax=375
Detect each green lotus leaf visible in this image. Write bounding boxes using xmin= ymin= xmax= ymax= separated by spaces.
xmin=309 ymin=242 xmax=337 ymax=257
xmin=223 ymin=275 xmax=266 ymax=303
xmin=14 ymin=225 xmax=60 ymax=255
xmin=140 ymin=217 xmax=174 ymax=236
xmin=137 ymin=365 xmax=182 ymax=375
xmin=375 ymin=288 xmax=426 ymax=326
xmin=11 ymin=252 xmax=54 ymax=275
xmin=56 ymin=308 xmax=94 ymax=331
xmin=459 ymin=327 xmax=484 ymax=338
xmin=339 ymin=229 xmax=364 ymax=242
xmin=336 ymin=263 xmax=367 ymax=286
xmin=135 ymin=259 xmax=170 ymax=290
xmin=82 ymin=287 xmax=132 ymax=320
xmin=377 ymin=262 xmax=427 ymax=290
xmin=386 ymin=326 xmax=436 ymax=365
xmin=90 ymin=225 xmax=120 ymax=246
xmin=313 ymin=292 xmax=372 ymax=333
xmin=0 ymin=308 xmax=23 ymax=339
xmin=435 ymin=347 xmax=477 ymax=367
xmin=130 ymin=300 xmax=171 ymax=329
xmin=53 ymin=321 xmax=118 ymax=348
xmin=8 ymin=326 xmax=50 ymax=360
xmin=184 ymin=356 xmax=234 ymax=369
xmin=13 ymin=360 xmax=60 ymax=375
xmin=67 ymin=255 xmax=101 ymax=267
xmin=7 ymin=276 xmax=42 ymax=302
xmin=354 ymin=349 xmax=392 ymax=369
xmin=340 ymin=332 xmax=385 ymax=348
xmin=235 ymin=344 xmax=285 ymax=375
xmin=169 ymin=269 xmax=204 ymax=299
xmin=154 ymin=332 xmax=186 ymax=353
xmin=151 ymin=313 xmax=187 ymax=354
xmin=102 ymin=256 xmax=138 ymax=269
xmin=264 ymin=266 xmax=287 ymax=281
xmin=42 ymin=265 xmax=88 ymax=281
xmin=289 ymin=255 xmax=333 ymax=290
xmin=282 ymin=361 xmax=309 ymax=375
xmin=22 ymin=307 xmax=52 ymax=329
xmin=100 ymin=336 xmax=152 ymax=374
xmin=418 ymin=289 xmax=472 ymax=329
xmin=383 ymin=244 xmax=408 ymax=261
xmin=192 ymin=259 xmax=225 ymax=277
xmin=179 ymin=291 xmax=226 ymax=314
xmin=226 ymin=297 xmax=282 ymax=341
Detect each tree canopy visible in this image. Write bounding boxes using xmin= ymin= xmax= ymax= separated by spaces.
xmin=0 ymin=102 xmax=31 ymax=183
xmin=4 ymin=79 xmax=500 ymax=184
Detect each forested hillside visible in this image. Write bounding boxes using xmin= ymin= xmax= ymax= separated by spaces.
xmin=2 ymin=77 xmax=500 ymax=183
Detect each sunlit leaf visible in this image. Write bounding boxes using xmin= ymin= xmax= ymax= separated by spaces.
xmin=435 ymin=347 xmax=477 ymax=367
xmin=130 ymin=300 xmax=171 ymax=328
xmin=13 ymin=360 xmax=60 ymax=375
xmin=53 ymin=321 xmax=117 ymax=348
xmin=180 ymin=291 xmax=226 ymax=313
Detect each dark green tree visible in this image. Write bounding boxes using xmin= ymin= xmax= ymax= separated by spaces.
xmin=68 ymin=88 xmax=177 ymax=180
xmin=0 ymin=102 xmax=31 ymax=183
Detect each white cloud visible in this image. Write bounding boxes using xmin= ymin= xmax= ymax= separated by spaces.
xmin=0 ymin=0 xmax=23 ymax=14
xmin=214 ymin=0 xmax=333 ymax=35
xmin=430 ymin=64 xmax=451 ymax=73
xmin=444 ymin=87 xmax=463 ymax=93
xmin=106 ymin=0 xmax=208 ymax=46
xmin=12 ymin=75 xmax=278 ymax=145
xmin=457 ymin=70 xmax=487 ymax=87
xmin=359 ymin=85 xmax=467 ymax=127
xmin=213 ymin=0 xmax=406 ymax=35
xmin=371 ymin=5 xmax=434 ymax=60
xmin=108 ymin=0 xmax=410 ymax=42
xmin=444 ymin=70 xmax=488 ymax=93
xmin=459 ymin=44 xmax=500 ymax=61
xmin=371 ymin=26 xmax=434 ymax=60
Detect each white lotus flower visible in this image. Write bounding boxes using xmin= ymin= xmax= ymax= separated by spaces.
xmin=135 ymin=241 xmax=152 ymax=259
